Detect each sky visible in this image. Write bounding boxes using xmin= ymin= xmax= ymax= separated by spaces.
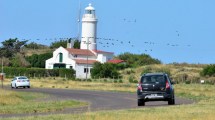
xmin=1 ymin=0 xmax=215 ymax=64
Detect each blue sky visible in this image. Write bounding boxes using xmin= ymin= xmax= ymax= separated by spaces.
xmin=1 ymin=0 xmax=215 ymax=64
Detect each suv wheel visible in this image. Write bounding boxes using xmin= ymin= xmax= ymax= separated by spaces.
xmin=168 ymin=96 xmax=175 ymax=105
xmin=138 ymin=99 xmax=145 ymax=106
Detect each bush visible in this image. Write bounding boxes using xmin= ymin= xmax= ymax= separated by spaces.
xmin=126 ymin=69 xmax=135 ymax=75
xmin=133 ymin=80 xmax=138 ymax=83
xmin=129 ymin=76 xmax=138 ymax=83
xmin=129 ymin=77 xmax=134 ymax=83
xmin=185 ymin=80 xmax=191 ymax=84
xmin=201 ymin=64 xmax=215 ymax=77
xmin=87 ymin=79 xmax=92 ymax=82
xmin=91 ymin=62 xmax=121 ymax=79
xmin=141 ymin=66 xmax=153 ymax=75
xmin=26 ymin=53 xmax=52 ymax=68
xmin=117 ymin=52 xmax=161 ymax=67
xmin=114 ymin=80 xmax=118 ymax=83
xmin=104 ymin=79 xmax=107 ymax=82
xmin=3 ymin=67 xmax=75 ymax=79
xmin=59 ymin=69 xmax=75 ymax=79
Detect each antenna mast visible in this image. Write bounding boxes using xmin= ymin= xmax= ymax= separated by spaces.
xmin=77 ymin=0 xmax=81 ymax=41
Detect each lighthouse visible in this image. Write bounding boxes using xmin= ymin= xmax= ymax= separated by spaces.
xmin=81 ymin=3 xmax=98 ymax=50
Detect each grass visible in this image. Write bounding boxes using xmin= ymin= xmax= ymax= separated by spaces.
xmin=121 ymin=64 xmax=209 ymax=84
xmin=3 ymin=78 xmax=137 ymax=93
xmin=0 ymin=89 xmax=87 ymax=114
xmin=1 ymin=83 xmax=215 ymax=120
xmin=1 ymin=63 xmax=214 ymax=119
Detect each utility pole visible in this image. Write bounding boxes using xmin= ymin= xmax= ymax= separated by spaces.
xmin=1 ymin=58 xmax=4 ymax=88
xmin=85 ymin=37 xmax=91 ymax=81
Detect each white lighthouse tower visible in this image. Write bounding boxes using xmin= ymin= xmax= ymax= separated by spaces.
xmin=81 ymin=3 xmax=98 ymax=50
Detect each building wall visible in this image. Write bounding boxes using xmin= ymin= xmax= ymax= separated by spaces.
xmin=75 ymin=63 xmax=93 ymax=79
xmin=73 ymin=55 xmax=97 ymax=60
xmin=46 ymin=47 xmax=76 ymax=69
xmin=97 ymin=53 xmax=113 ymax=63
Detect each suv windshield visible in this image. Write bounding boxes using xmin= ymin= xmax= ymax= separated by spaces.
xmin=141 ymin=75 xmax=165 ymax=84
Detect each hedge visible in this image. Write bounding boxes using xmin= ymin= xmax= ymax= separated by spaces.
xmin=2 ymin=67 xmax=75 ymax=79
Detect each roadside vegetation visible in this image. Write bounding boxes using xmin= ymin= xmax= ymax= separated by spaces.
xmin=1 ymin=84 xmax=215 ymax=120
xmin=1 ymin=64 xmax=215 ymax=120
xmin=0 ymin=89 xmax=87 ymax=114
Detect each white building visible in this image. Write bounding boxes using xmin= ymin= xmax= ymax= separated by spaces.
xmin=45 ymin=4 xmax=114 ymax=79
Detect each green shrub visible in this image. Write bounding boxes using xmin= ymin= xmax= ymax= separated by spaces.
xmin=104 ymin=79 xmax=107 ymax=82
xmin=114 ymin=80 xmax=118 ymax=83
xmin=117 ymin=52 xmax=161 ymax=68
xmin=133 ymin=80 xmax=138 ymax=83
xmin=141 ymin=66 xmax=153 ymax=75
xmin=185 ymin=80 xmax=191 ymax=84
xmin=87 ymin=79 xmax=92 ymax=82
xmin=119 ymin=79 xmax=123 ymax=83
xmin=3 ymin=67 xmax=75 ymax=78
xmin=201 ymin=64 xmax=215 ymax=77
xmin=126 ymin=69 xmax=135 ymax=75
xmin=129 ymin=77 xmax=134 ymax=83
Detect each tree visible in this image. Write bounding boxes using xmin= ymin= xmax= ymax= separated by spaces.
xmin=91 ymin=62 xmax=121 ymax=78
xmin=50 ymin=39 xmax=80 ymax=49
xmin=10 ymin=53 xmax=30 ymax=67
xmin=25 ymin=42 xmax=48 ymax=49
xmin=0 ymin=38 xmax=28 ymax=58
xmin=200 ymin=64 xmax=215 ymax=77
xmin=26 ymin=53 xmax=53 ymax=68
xmin=117 ymin=52 xmax=161 ymax=67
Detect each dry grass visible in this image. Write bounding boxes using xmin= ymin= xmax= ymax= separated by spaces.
xmin=2 ymin=84 xmax=215 ymax=120
xmin=1 ymin=64 xmax=215 ymax=119
xmin=0 ymin=90 xmax=23 ymax=105
xmin=121 ymin=64 xmax=206 ymax=83
xmin=24 ymin=48 xmax=53 ymax=56
xmin=0 ymin=89 xmax=86 ymax=114
xmin=33 ymin=79 xmax=136 ymax=92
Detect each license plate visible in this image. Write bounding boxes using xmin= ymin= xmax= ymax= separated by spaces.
xmin=145 ymin=94 xmax=163 ymax=99
xmin=150 ymin=94 xmax=157 ymax=97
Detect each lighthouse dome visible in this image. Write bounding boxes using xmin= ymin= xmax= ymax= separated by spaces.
xmin=85 ymin=3 xmax=95 ymax=11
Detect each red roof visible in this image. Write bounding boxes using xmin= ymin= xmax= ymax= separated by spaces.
xmin=107 ymin=59 xmax=125 ymax=64
xmin=66 ymin=48 xmax=95 ymax=56
xmin=93 ymin=50 xmax=114 ymax=54
xmin=74 ymin=59 xmax=98 ymax=64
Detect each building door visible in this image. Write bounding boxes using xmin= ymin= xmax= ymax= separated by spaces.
xmin=59 ymin=53 xmax=63 ymax=63
xmin=53 ymin=63 xmax=66 ymax=69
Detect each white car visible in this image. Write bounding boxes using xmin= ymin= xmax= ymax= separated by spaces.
xmin=11 ymin=76 xmax=30 ymax=89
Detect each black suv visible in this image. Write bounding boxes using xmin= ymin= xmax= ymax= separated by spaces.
xmin=137 ymin=73 xmax=175 ymax=106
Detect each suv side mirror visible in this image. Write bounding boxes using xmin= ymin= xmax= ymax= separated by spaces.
xmin=171 ymin=81 xmax=175 ymax=85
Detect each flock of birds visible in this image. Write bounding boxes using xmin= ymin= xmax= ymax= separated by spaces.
xmin=19 ymin=18 xmax=191 ymax=54
xmin=21 ymin=33 xmax=191 ymax=54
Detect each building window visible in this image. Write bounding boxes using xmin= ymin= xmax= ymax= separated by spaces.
xmin=59 ymin=53 xmax=63 ymax=63
xmin=84 ymin=68 xmax=89 ymax=73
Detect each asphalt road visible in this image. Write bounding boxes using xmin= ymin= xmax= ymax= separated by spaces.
xmin=0 ymin=87 xmax=194 ymax=118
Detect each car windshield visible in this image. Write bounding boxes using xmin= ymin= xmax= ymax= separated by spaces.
xmin=141 ymin=75 xmax=165 ymax=84
xmin=18 ymin=77 xmax=28 ymax=79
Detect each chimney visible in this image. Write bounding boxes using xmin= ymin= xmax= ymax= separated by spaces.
xmin=67 ymin=39 xmax=74 ymax=48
